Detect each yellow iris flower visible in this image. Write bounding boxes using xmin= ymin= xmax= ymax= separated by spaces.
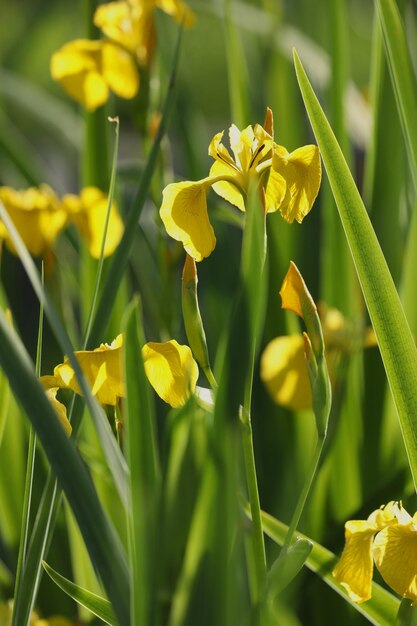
xmin=94 ymin=0 xmax=194 ymax=65
xmin=0 ymin=185 xmax=67 ymax=256
xmin=51 ymin=0 xmax=194 ymax=110
xmin=0 ymin=185 xmax=123 ymax=259
xmin=41 ymin=334 xmax=198 ymax=409
xmin=62 ymin=187 xmax=124 ymax=258
xmin=261 ymin=304 xmax=376 ymax=411
xmin=333 ymin=502 xmax=417 ymax=604
xmin=160 ymin=114 xmax=321 ymax=261
xmin=50 ymin=39 xmax=139 ymax=112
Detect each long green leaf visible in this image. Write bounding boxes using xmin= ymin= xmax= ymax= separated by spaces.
xmin=0 ymin=311 xmax=130 ymax=626
xmin=293 ymin=50 xmax=417 ymax=490
xmin=123 ymin=300 xmax=160 ymax=626
xmin=42 ymin=561 xmax=118 ymax=626
xmin=259 ymin=509 xmax=399 ymax=626
xmin=375 ymin=0 xmax=417 ymax=187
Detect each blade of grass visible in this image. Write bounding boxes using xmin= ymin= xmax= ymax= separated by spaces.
xmin=0 ymin=311 xmax=130 ymax=626
xmin=11 ymin=266 xmax=44 ymax=626
xmin=42 ymin=561 xmax=118 ymax=626
xmin=294 ymin=49 xmax=417 ymax=490
xmin=223 ymin=0 xmax=250 ymax=127
xmin=258 ymin=508 xmax=399 ymax=626
xmin=375 ymin=0 xmax=417 ymax=188
xmin=123 ymin=300 xmax=160 ymax=626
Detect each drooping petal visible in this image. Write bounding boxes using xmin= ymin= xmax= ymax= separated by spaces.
xmin=101 ymin=41 xmax=140 ymax=99
xmin=51 ymin=39 xmax=109 ymax=111
xmin=260 ymin=335 xmax=312 ymax=411
xmin=159 ymin=180 xmax=216 ymax=261
xmin=373 ymin=522 xmax=417 ymax=603
xmin=273 ymin=144 xmax=321 ymax=223
xmin=209 ymin=160 xmax=245 ymax=212
xmin=332 ymin=520 xmax=377 ymax=603
xmin=62 ymin=187 xmax=124 ymax=258
xmin=142 ymin=340 xmax=198 ymax=408
xmin=52 ymin=335 xmax=124 ymax=406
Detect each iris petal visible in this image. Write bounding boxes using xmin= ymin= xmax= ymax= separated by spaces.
xmin=373 ymin=524 xmax=417 ymax=603
xmin=142 ymin=340 xmax=198 ymax=407
xmin=160 ymin=180 xmax=216 ymax=261
xmin=209 ymin=161 xmax=245 ymax=212
xmin=260 ymin=335 xmax=312 ymax=411
xmin=332 ymin=521 xmax=377 ymax=603
xmin=273 ymin=144 xmax=321 ymax=223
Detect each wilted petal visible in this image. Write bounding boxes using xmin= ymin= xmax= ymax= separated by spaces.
xmin=102 ymin=41 xmax=140 ymax=99
xmin=51 ymin=39 xmax=109 ymax=111
xmin=142 ymin=340 xmax=198 ymax=407
xmin=373 ymin=522 xmax=417 ymax=603
xmin=273 ymin=144 xmax=321 ymax=223
xmin=160 ymin=180 xmax=216 ymax=261
xmin=260 ymin=335 xmax=312 ymax=411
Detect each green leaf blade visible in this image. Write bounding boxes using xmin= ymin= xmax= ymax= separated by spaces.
xmin=293 ymin=49 xmax=417 ymax=490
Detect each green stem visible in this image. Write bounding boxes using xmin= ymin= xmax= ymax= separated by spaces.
xmin=203 ymin=365 xmax=217 ymax=390
xmin=283 ymin=435 xmax=325 ymax=549
xmin=241 ymin=349 xmax=267 ymax=601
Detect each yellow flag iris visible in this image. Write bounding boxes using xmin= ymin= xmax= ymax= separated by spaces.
xmin=51 ymin=0 xmax=194 ymax=110
xmin=41 ymin=335 xmax=198 ymax=409
xmin=62 ymin=187 xmax=124 ymax=258
xmin=0 ymin=185 xmax=68 ymax=256
xmin=160 ymin=115 xmax=321 ymax=261
xmin=51 ymin=39 xmax=139 ymax=111
xmin=261 ymin=303 xmax=376 ymax=411
xmin=333 ymin=502 xmax=417 ymax=604
xmin=0 ymin=185 xmax=123 ymax=259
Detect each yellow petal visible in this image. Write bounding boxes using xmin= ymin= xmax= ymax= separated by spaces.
xmin=373 ymin=523 xmax=417 ymax=603
xmin=159 ymin=180 xmax=216 ymax=261
xmin=53 ymin=335 xmax=124 ymax=406
xmin=208 ymin=131 xmax=237 ymax=169
xmin=332 ymin=520 xmax=377 ymax=603
xmin=209 ymin=160 xmax=245 ymax=212
xmin=273 ymin=144 xmax=321 ymax=223
xmin=279 ymin=261 xmax=316 ymax=319
xmin=44 ymin=388 xmax=72 ymax=436
xmin=142 ymin=340 xmax=198 ymax=408
xmin=0 ymin=185 xmax=68 ymax=256
xmin=260 ymin=335 xmax=312 ymax=411
xmin=229 ymin=124 xmax=254 ymax=171
xmin=264 ymin=165 xmax=287 ymax=213
xmin=50 ymin=39 xmax=109 ymax=111
xmin=156 ymin=0 xmax=195 ymax=26
xmin=101 ymin=41 xmax=140 ymax=99
xmin=63 ymin=187 xmax=124 ymax=258
xmin=94 ymin=1 xmax=144 ymax=55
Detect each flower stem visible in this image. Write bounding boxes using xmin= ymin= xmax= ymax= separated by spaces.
xmin=283 ymin=434 xmax=325 ymax=549
xmin=241 ymin=348 xmax=267 ymax=602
